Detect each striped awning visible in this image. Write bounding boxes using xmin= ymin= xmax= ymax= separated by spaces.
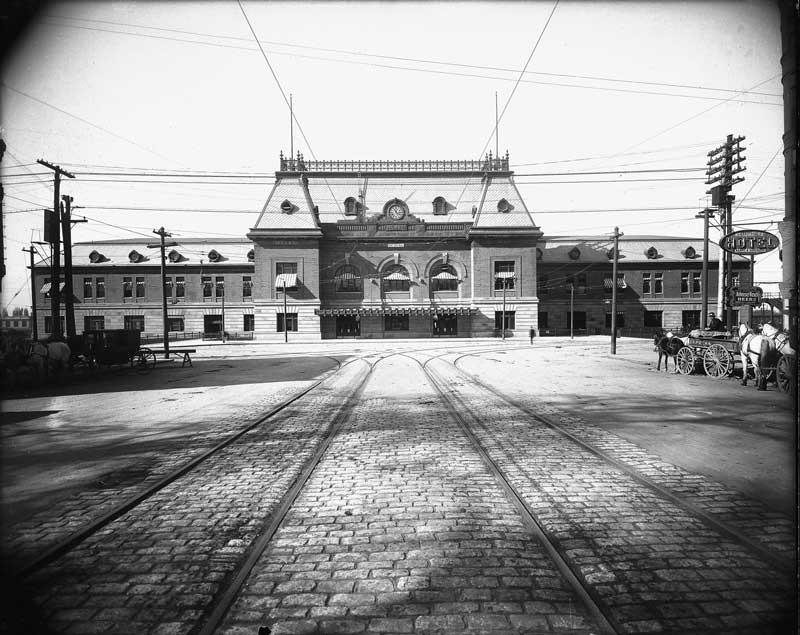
xmin=275 ymin=273 xmax=298 ymax=289
xmin=495 ymin=271 xmax=515 ymax=279
xmin=40 ymin=282 xmax=66 ymax=293
xmin=384 ymin=271 xmax=410 ymax=281
xmin=432 ymin=271 xmax=458 ymax=280
xmin=316 ymin=305 xmax=475 ymax=317
xmin=604 ymin=277 xmax=627 ymax=289
xmin=335 ymin=272 xmax=358 ymax=280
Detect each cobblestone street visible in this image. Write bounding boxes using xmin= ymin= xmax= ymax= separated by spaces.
xmin=1 ymin=337 xmax=795 ymax=634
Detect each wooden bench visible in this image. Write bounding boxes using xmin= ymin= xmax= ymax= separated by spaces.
xmin=146 ymin=348 xmax=196 ymax=368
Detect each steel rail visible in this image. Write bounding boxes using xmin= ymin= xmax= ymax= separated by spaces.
xmin=13 ymin=358 xmax=346 ymax=579
xmin=192 ymin=356 xmax=383 ymax=635
xmin=448 ymin=354 xmax=793 ymax=573
xmin=413 ymin=354 xmax=621 ymax=635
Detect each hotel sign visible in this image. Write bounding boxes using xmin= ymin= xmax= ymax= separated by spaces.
xmin=719 ymin=230 xmax=779 ymax=256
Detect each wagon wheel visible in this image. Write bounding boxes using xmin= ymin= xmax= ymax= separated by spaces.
xmin=134 ymin=348 xmax=156 ymax=374
xmin=703 ymin=343 xmax=734 ymax=379
xmin=776 ymin=355 xmax=795 ymax=394
xmin=675 ymin=346 xmax=695 ymax=375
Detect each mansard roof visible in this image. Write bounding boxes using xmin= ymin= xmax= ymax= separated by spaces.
xmin=62 ymin=238 xmax=254 ymax=267
xmin=539 ymin=235 xmax=748 ymax=263
xmin=253 ymin=154 xmax=539 ymax=233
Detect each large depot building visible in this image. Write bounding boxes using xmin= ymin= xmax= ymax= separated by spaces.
xmin=33 ymin=154 xmax=751 ymax=340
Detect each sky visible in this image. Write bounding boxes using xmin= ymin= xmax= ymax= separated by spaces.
xmin=0 ymin=0 xmax=787 ymax=310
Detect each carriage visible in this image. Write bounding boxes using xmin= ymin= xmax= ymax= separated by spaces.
xmin=670 ymin=328 xmax=795 ymax=392
xmin=673 ymin=333 xmax=740 ymax=379
xmin=72 ymin=329 xmax=157 ymax=374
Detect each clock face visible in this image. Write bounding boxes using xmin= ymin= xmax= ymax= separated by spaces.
xmin=387 ymin=204 xmax=405 ymax=220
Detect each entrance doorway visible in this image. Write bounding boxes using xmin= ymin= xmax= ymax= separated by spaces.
xmin=336 ymin=315 xmax=360 ymax=337
xmin=433 ymin=313 xmax=458 ymax=336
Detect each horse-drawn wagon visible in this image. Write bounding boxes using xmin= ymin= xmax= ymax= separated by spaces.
xmin=655 ymin=324 xmax=795 ymax=392
xmin=674 ymin=333 xmax=739 ymax=379
xmin=72 ymin=329 xmax=156 ymax=374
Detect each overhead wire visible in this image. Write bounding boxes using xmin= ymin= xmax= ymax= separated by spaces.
xmin=235 ymin=0 xmax=342 ymax=214
xmin=1 ymin=83 xmax=180 ymax=166
xmin=41 ymin=15 xmax=781 ymax=105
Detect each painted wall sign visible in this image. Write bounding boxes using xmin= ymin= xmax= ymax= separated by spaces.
xmin=719 ymin=230 xmax=779 ymax=256
xmin=387 ymin=243 xmax=405 ymax=248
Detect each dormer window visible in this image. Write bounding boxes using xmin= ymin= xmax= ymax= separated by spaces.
xmin=247 ymin=249 xmax=255 ymax=262
xmin=606 ymin=248 xmax=616 ymax=260
xmin=280 ymin=199 xmax=294 ymax=214
xmin=432 ymin=196 xmax=447 ymax=215
xmin=168 ymin=249 xmax=183 ymax=263
xmin=568 ymin=247 xmax=581 ymax=260
xmin=208 ymin=249 xmax=222 ymax=263
xmin=89 ymin=250 xmax=105 ymax=263
xmin=497 ymin=198 xmax=511 ymax=213
xmin=344 ymin=197 xmax=359 ymax=216
xmin=682 ymin=246 xmax=697 ymax=259
xmin=128 ymin=250 xmax=145 ymax=263
xmin=645 ymin=246 xmax=659 ymax=259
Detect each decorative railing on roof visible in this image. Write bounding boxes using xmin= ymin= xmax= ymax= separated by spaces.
xmin=279 ymin=152 xmax=510 ymax=173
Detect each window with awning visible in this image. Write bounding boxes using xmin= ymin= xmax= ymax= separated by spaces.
xmin=431 ymin=263 xmax=458 ymax=292
xmin=275 ymin=273 xmax=298 ymax=290
xmin=494 ymin=261 xmax=516 ymax=290
xmin=40 ymin=281 xmax=66 ymax=294
xmin=334 ymin=265 xmax=361 ymax=293
xmin=603 ymin=275 xmax=627 ymax=291
xmin=382 ymin=266 xmax=410 ymax=293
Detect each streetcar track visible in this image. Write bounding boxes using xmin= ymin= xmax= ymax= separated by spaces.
xmin=413 ymin=354 xmax=620 ymax=635
xmin=191 ymin=357 xmax=379 ymax=635
xmin=8 ymin=344 xmax=508 ymax=581
xmin=11 ymin=358 xmax=346 ymax=579
xmin=446 ymin=353 xmax=792 ymax=572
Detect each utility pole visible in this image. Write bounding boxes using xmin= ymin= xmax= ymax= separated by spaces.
xmin=23 ymin=245 xmax=38 ymax=340
xmin=148 ymin=228 xmax=177 ymax=359
xmin=610 ymin=226 xmax=622 ymax=354
xmin=695 ymin=208 xmax=715 ymax=327
xmin=37 ymin=159 xmax=74 ymax=339
xmin=60 ymin=195 xmax=86 ymax=339
xmin=283 ymin=280 xmax=288 ymax=343
xmin=705 ymin=135 xmax=745 ymax=329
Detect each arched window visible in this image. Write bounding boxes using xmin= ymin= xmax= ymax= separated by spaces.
xmin=334 ymin=265 xmax=362 ymax=293
xmin=430 ymin=262 xmax=458 ymax=292
xmin=382 ymin=265 xmax=410 ymax=293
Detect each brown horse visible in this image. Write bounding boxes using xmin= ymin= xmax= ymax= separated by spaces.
xmin=653 ymin=329 xmax=683 ymax=372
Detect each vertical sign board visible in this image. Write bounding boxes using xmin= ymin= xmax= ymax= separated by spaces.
xmin=43 ymin=209 xmax=57 ymax=243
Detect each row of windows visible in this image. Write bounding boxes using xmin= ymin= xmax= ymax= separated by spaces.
xmin=74 ymin=276 xmax=253 ymax=301
xmin=49 ymin=314 xmax=268 ymax=334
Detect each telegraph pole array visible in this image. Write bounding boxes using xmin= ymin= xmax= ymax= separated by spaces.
xmin=705 ymin=135 xmax=745 ymax=329
xmin=37 ymin=159 xmax=75 ymax=339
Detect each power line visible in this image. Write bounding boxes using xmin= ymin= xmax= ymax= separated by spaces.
xmin=616 ymin=74 xmax=781 ymax=155
xmin=43 ymin=15 xmax=782 ymax=104
xmin=2 ymin=83 xmax=180 ymax=165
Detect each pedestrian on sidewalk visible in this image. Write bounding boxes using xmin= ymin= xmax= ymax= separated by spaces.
xmin=529 ymin=327 xmax=535 ymax=344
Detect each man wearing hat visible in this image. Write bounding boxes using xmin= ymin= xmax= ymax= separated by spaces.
xmin=707 ymin=312 xmax=723 ymax=331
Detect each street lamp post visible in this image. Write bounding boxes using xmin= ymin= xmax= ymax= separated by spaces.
xmin=610 ymin=226 xmax=623 ymax=355
xmin=569 ymin=283 xmax=574 ymax=340
xmin=502 ymin=277 xmax=507 ymax=340
xmin=283 ymin=280 xmax=288 ymax=343
xmin=696 ymin=208 xmax=715 ymax=328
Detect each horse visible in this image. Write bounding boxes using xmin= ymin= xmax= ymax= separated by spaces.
xmin=653 ymin=329 xmax=683 ymax=372
xmin=761 ymin=323 xmax=795 ymax=356
xmin=28 ymin=339 xmax=72 ymax=380
xmin=738 ymin=323 xmax=778 ymax=390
